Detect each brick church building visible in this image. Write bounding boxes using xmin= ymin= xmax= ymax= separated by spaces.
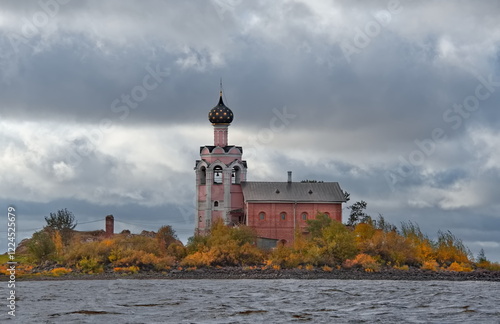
xmin=194 ymin=89 xmax=346 ymax=246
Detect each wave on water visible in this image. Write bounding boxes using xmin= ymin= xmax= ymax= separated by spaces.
xmin=10 ymin=279 xmax=500 ymax=323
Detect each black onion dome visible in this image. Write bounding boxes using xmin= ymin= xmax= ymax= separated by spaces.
xmin=208 ymin=92 xmax=234 ymax=124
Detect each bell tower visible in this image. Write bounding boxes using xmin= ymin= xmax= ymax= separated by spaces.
xmin=194 ymin=88 xmax=247 ymax=235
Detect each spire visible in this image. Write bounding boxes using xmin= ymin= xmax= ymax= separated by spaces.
xmin=219 ymin=78 xmax=223 ymax=103
xmin=218 ymin=78 xmax=226 ymax=106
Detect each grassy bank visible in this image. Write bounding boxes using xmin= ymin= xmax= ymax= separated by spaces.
xmin=2 ymin=214 xmax=500 ymax=281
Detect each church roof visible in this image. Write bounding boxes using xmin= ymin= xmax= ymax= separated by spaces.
xmin=241 ymin=182 xmax=346 ymax=203
xmin=200 ymin=145 xmax=243 ymax=153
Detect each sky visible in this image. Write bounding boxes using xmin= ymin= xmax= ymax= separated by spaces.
xmin=1 ymin=0 xmax=499 ymax=262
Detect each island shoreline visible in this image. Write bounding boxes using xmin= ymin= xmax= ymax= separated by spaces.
xmin=6 ymin=267 xmax=500 ymax=282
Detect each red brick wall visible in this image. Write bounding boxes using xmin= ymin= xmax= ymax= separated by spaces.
xmin=230 ymin=185 xmax=244 ymax=210
xmin=246 ymin=202 xmax=342 ymax=244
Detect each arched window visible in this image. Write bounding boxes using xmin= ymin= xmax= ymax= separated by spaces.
xmin=259 ymin=212 xmax=265 ymax=220
xmin=214 ymin=201 xmax=219 ymax=207
xmin=324 ymin=212 xmax=330 ymax=218
xmin=213 ymin=166 xmax=223 ymax=184
xmin=232 ymin=166 xmax=241 ymax=184
xmin=301 ymin=212 xmax=308 ymax=220
xmin=199 ymin=166 xmax=206 ymax=185
xmin=198 ymin=216 xmax=202 ymax=222
xmin=280 ymin=212 xmax=286 ymax=220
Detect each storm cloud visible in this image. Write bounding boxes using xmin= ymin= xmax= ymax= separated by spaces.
xmin=1 ymin=0 xmax=499 ymax=261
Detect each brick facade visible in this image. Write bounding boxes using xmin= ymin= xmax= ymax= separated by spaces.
xmin=194 ymin=89 xmax=345 ymax=246
xmin=246 ymin=202 xmax=342 ymax=244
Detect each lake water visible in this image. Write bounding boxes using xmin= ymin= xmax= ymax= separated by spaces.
xmin=6 ymin=279 xmax=500 ymax=323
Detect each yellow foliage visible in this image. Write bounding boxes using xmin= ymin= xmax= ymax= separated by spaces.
xmin=421 ymin=259 xmax=439 ymax=271
xmin=102 ymin=239 xmax=114 ymax=247
xmin=181 ymin=251 xmax=214 ymax=267
xmin=77 ymin=257 xmax=103 ymax=274
xmin=0 ymin=264 xmax=35 ymax=276
xmin=268 ymin=245 xmax=296 ymax=268
xmin=414 ymin=239 xmax=435 ymax=264
xmin=393 ymin=265 xmax=409 ymax=271
xmin=293 ymin=228 xmax=309 ymax=251
xmin=59 ymin=233 xmax=178 ymax=271
xmin=354 ymin=223 xmax=376 ymax=245
xmin=113 ymin=266 xmax=139 ymax=274
xmin=356 ymin=228 xmax=417 ymax=266
xmin=305 ymin=264 xmax=314 ymax=271
xmin=167 ymin=242 xmax=187 ymax=260
xmin=446 ymin=262 xmax=473 ymax=272
xmin=5 ymin=264 xmax=34 ymax=277
xmin=50 ymin=267 xmax=72 ymax=276
xmin=344 ymin=253 xmax=381 ymax=272
xmin=114 ymin=250 xmax=175 ymax=270
xmin=182 ymin=219 xmax=262 ymax=267
xmin=19 ymin=264 xmax=34 ymax=274
xmin=108 ymin=248 xmax=122 ymax=263
xmin=476 ymin=260 xmax=500 ymax=271
xmin=322 ymin=265 xmax=333 ymax=272
xmin=116 ymin=250 xmax=158 ymax=265
xmin=435 ymin=231 xmax=470 ymax=265
xmin=64 ymin=240 xmax=112 ymax=265
xmin=0 ymin=264 xmax=9 ymax=276
xmin=52 ymin=230 xmax=64 ymax=256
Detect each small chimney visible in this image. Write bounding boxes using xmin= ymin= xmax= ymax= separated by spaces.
xmin=105 ymin=215 xmax=114 ymax=237
xmin=287 ymin=171 xmax=292 ymax=183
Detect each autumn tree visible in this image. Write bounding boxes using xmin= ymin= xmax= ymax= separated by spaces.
xmin=156 ymin=225 xmax=178 ymax=249
xmin=435 ymin=230 xmax=471 ymax=265
xmin=186 ymin=234 xmax=209 ymax=254
xmin=374 ymin=214 xmax=397 ymax=232
xmin=306 ymin=212 xmax=357 ymax=265
xmin=28 ymin=230 xmax=56 ymax=263
xmin=401 ymin=221 xmax=434 ymax=264
xmin=45 ymin=208 xmax=77 ymax=245
xmin=45 ymin=208 xmax=77 ymax=230
xmin=269 ymin=228 xmax=321 ymax=268
xmin=346 ymin=201 xmax=370 ymax=226
xmin=52 ymin=230 xmax=64 ymax=258
xmin=318 ymin=220 xmax=358 ymax=265
xmin=477 ymin=249 xmax=487 ymax=263
xmin=182 ymin=219 xmax=262 ymax=267
xmin=306 ymin=212 xmax=333 ymax=238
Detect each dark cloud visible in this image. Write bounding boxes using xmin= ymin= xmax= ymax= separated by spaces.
xmin=1 ymin=0 xmax=500 ymax=261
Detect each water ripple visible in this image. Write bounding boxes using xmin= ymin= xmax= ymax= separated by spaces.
xmin=13 ymin=279 xmax=500 ymax=323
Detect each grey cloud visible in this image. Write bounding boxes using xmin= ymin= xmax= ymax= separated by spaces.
xmin=1 ymin=0 xmax=500 ymax=261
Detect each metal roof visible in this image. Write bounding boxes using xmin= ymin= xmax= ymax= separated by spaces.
xmin=200 ymin=145 xmax=243 ymax=153
xmin=241 ymin=181 xmax=346 ymax=203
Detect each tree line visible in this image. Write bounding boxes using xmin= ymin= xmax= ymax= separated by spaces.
xmin=19 ymin=206 xmax=500 ymax=274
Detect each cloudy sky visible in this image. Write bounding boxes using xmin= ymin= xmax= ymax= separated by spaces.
xmin=1 ymin=0 xmax=499 ymax=261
